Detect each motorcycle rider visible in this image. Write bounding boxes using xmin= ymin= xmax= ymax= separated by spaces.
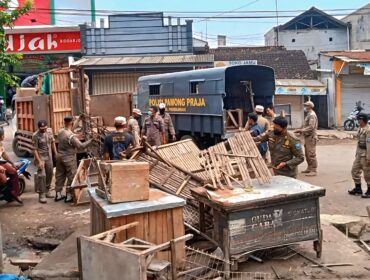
xmin=0 ymin=127 xmax=22 ymax=204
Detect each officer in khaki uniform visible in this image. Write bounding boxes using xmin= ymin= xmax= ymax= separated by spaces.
xmin=142 ymin=106 xmax=165 ymax=147
xmin=158 ymin=103 xmax=176 ymax=143
xmin=295 ymin=101 xmax=318 ymax=176
xmin=245 ymin=105 xmax=270 ymax=132
xmin=254 ymin=116 xmax=304 ymax=178
xmin=32 ymin=120 xmax=58 ymax=204
xmin=55 ymin=116 xmax=94 ymax=202
xmin=127 ymin=108 xmax=142 ymax=147
xmin=348 ymin=113 xmax=370 ymax=198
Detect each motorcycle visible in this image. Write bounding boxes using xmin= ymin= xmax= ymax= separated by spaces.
xmin=0 ymin=159 xmax=31 ymax=202
xmin=343 ymin=101 xmax=370 ymax=131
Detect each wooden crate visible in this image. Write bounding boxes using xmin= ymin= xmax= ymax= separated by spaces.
xmin=98 ymin=161 xmax=149 ymax=203
xmin=78 ymin=223 xmax=192 ymax=280
xmin=89 ymin=188 xmax=186 ymax=261
xmin=32 ymin=95 xmax=50 ymax=130
xmin=16 ymin=96 xmax=35 ymax=132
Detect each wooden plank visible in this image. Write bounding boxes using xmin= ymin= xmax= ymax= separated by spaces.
xmin=172 ymin=207 xmax=185 ymax=262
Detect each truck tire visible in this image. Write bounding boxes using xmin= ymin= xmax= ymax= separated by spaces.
xmin=12 ymin=137 xmax=30 ymax=158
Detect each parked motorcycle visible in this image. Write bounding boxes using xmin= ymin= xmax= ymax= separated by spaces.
xmin=0 ymin=159 xmax=31 ymax=202
xmin=343 ymin=101 xmax=370 ymax=131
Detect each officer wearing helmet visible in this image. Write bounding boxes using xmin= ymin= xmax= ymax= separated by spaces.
xmin=253 ymin=116 xmax=304 ymax=178
xmin=158 ymin=103 xmax=176 ymax=143
xmin=348 ymin=113 xmax=370 ymax=198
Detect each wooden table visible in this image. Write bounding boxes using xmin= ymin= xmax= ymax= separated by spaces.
xmin=89 ymin=188 xmax=186 ymax=261
xmin=191 ymin=176 xmax=326 ymax=271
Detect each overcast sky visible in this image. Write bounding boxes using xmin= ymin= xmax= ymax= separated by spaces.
xmin=57 ymin=0 xmax=370 ymax=46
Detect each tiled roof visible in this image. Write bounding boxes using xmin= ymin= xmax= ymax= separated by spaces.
xmin=210 ymin=47 xmax=316 ymax=79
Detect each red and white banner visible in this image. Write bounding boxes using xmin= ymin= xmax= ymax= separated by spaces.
xmin=6 ymin=31 xmax=81 ymax=53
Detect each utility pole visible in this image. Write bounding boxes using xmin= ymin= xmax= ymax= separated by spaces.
xmin=275 ymin=0 xmax=279 ymax=46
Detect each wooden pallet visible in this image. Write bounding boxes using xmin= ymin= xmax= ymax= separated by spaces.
xmin=156 ymin=139 xmax=209 ymax=181
xmin=202 ymin=131 xmax=271 ymax=189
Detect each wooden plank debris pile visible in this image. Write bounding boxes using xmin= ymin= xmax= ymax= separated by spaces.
xmin=201 ymin=131 xmax=271 ymax=189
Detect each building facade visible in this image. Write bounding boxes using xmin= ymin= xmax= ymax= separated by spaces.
xmin=265 ymin=7 xmax=349 ymax=68
xmin=318 ymin=51 xmax=370 ymax=127
xmin=342 ymin=4 xmax=370 ymax=50
xmin=77 ymin=13 xmax=213 ymax=99
xmin=80 ymin=13 xmax=193 ymax=56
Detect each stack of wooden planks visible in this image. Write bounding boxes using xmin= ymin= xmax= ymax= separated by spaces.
xmin=155 ymin=140 xmax=209 ymax=181
xmin=201 ymin=131 xmax=271 ymax=189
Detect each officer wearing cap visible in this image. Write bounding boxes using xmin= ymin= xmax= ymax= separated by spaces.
xmin=127 ymin=109 xmax=142 ymax=147
xmin=32 ymin=120 xmax=58 ymax=204
xmin=253 ymin=116 xmax=304 ymax=178
xmin=295 ymin=101 xmax=318 ymax=176
xmin=55 ymin=116 xmax=94 ymax=203
xmin=348 ymin=113 xmax=370 ymax=198
xmin=103 ymin=116 xmax=134 ymax=160
xmin=158 ymin=103 xmax=176 ymax=143
xmin=245 ymin=105 xmax=270 ymax=132
xmin=142 ymin=106 xmax=165 ymax=147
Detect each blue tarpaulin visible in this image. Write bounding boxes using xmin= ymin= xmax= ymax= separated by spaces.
xmin=0 ymin=275 xmax=26 ymax=280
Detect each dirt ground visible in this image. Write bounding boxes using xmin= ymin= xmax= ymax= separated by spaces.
xmin=1 ymin=125 xmax=370 ymax=278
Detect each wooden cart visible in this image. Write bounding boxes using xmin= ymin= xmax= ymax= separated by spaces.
xmin=191 ymin=176 xmax=326 ymax=272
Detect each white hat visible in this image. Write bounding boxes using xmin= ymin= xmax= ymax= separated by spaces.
xmin=159 ymin=103 xmax=166 ymax=109
xmin=114 ymin=116 xmax=126 ymax=125
xmin=255 ymin=105 xmax=264 ymax=113
xmin=133 ymin=108 xmax=142 ymax=115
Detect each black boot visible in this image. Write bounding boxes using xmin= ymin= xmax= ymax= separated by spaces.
xmin=348 ymin=184 xmax=363 ymax=195
xmin=361 ymin=185 xmax=370 ymax=198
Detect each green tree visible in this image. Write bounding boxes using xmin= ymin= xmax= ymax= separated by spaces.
xmin=0 ymin=0 xmax=32 ymax=86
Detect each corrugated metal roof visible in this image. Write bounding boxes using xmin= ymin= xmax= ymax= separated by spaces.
xmin=276 ymin=79 xmax=325 ymax=87
xmin=73 ymin=54 xmax=214 ymax=67
xmin=321 ymin=51 xmax=370 ymax=62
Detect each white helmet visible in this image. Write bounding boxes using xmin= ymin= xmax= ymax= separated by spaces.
xmin=159 ymin=103 xmax=166 ymax=109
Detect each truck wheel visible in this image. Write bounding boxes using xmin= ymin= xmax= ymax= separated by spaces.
xmin=12 ymin=137 xmax=30 ymax=158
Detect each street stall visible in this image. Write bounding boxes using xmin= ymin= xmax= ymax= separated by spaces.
xmin=191 ymin=176 xmax=326 ymax=271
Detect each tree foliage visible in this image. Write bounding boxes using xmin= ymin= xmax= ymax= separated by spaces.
xmin=0 ymin=0 xmax=32 ymax=86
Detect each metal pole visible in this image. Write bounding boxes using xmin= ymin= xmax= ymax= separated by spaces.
xmin=275 ymin=0 xmax=279 ymax=46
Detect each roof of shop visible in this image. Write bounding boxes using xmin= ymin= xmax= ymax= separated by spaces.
xmin=72 ymin=54 xmax=214 ymax=68
xmin=320 ymin=51 xmax=370 ymax=62
xmin=210 ymin=46 xmax=316 ymax=79
xmin=276 ymin=79 xmax=325 ymax=87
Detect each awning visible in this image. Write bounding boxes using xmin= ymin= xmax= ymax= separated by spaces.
xmin=275 ymin=79 xmax=326 ymax=96
xmin=72 ymin=54 xmax=214 ymax=70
